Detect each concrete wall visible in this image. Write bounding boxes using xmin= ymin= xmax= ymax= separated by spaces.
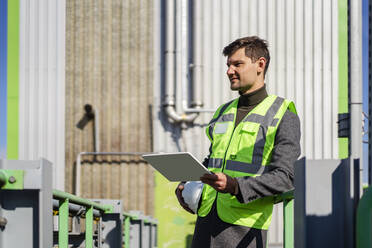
xmin=65 ymin=0 xmax=154 ymax=215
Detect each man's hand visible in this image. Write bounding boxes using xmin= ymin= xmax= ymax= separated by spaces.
xmin=175 ymin=182 xmax=195 ymax=214
xmin=200 ymin=172 xmax=238 ymax=194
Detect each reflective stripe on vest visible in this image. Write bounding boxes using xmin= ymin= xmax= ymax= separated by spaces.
xmin=225 ymin=160 xmax=272 ymax=175
xmin=209 ymin=159 xmax=272 ymax=175
xmin=208 ymin=158 xmax=223 ymax=168
xmin=246 ymin=97 xmax=285 ymax=165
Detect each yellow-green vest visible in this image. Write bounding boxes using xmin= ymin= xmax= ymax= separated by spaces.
xmin=198 ymin=95 xmax=297 ymax=230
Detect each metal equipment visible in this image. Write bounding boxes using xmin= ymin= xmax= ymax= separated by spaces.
xmin=0 ymin=159 xmax=158 ymax=248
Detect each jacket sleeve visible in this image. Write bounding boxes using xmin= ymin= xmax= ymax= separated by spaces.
xmin=235 ymin=109 xmax=301 ymax=203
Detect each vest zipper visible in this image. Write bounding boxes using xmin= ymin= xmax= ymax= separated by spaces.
xmin=215 ymin=122 xmax=238 ymax=201
xmin=221 ymin=126 xmax=237 ymax=173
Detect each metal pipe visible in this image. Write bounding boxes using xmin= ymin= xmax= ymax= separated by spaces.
xmin=164 ymin=0 xmax=199 ymax=123
xmin=94 ymin=108 xmax=100 ymax=152
xmin=75 ymin=152 xmax=150 ymax=196
xmin=183 ymin=108 xmax=215 ymax=113
xmin=53 ymin=199 xmax=102 ymax=217
xmin=190 ymin=0 xmax=203 ymax=109
xmin=122 ymin=211 xmax=159 ymax=225
xmin=164 ymin=0 xmax=176 ymax=108
xmin=350 ymin=0 xmax=363 ymax=195
xmin=181 ymin=0 xmax=189 ymax=111
xmin=53 ymin=189 xmax=112 ymax=212
xmin=181 ymin=0 xmax=215 ymax=114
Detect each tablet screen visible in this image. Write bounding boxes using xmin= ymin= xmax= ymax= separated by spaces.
xmin=142 ymin=152 xmax=211 ymax=181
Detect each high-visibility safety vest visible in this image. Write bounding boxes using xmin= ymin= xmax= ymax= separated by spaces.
xmin=198 ymin=95 xmax=297 ymax=230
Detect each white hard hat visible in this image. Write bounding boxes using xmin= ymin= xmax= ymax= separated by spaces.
xmin=182 ymin=181 xmax=204 ymax=213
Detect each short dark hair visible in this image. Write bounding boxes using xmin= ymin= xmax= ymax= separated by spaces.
xmin=223 ymin=36 xmax=270 ymax=76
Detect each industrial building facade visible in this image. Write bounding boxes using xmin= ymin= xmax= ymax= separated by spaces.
xmin=0 ymin=0 xmax=357 ymax=247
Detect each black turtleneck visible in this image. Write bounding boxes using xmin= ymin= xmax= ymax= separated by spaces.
xmin=235 ymin=85 xmax=268 ymax=127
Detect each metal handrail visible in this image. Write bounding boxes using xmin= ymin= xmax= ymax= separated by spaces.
xmin=122 ymin=211 xmax=158 ymax=248
xmin=53 ymin=190 xmax=114 ymax=248
xmin=52 ymin=199 xmax=102 ymax=217
xmin=53 ymin=189 xmax=113 ymax=213
xmin=356 ymin=186 xmax=372 ymax=248
xmin=274 ymin=191 xmax=294 ymax=248
xmin=0 ymin=167 xmax=158 ymax=247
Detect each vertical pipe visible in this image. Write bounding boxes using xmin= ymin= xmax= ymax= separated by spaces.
xmin=283 ymin=199 xmax=294 ymax=248
xmin=180 ymin=0 xmax=214 ymax=113
xmin=164 ymin=0 xmax=176 ymax=107
xmin=191 ymin=0 xmax=203 ymax=108
xmin=59 ymin=198 xmax=69 ymax=248
xmin=181 ymin=0 xmax=189 ymax=110
xmin=76 ymin=153 xmax=81 ymax=196
xmin=124 ymin=216 xmax=131 ymax=248
xmin=164 ymin=0 xmax=198 ymax=121
xmin=94 ymin=109 xmax=100 ymax=152
xmin=349 ymin=0 xmax=363 ymax=192
xmin=85 ymin=206 xmax=94 ymax=248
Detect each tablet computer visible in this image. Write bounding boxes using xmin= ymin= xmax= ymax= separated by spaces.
xmin=142 ymin=152 xmax=211 ymax=181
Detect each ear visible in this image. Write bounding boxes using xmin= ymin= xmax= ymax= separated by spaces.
xmin=257 ymin=57 xmax=267 ymax=73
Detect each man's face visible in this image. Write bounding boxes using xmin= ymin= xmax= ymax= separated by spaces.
xmin=226 ymin=48 xmax=264 ymax=94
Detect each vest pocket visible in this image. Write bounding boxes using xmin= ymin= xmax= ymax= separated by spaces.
xmin=233 ymin=124 xmax=259 ymax=161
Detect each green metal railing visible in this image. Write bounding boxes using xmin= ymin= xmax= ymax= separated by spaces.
xmin=274 ymin=190 xmax=294 ymax=248
xmin=53 ymin=190 xmax=114 ymax=248
xmin=123 ymin=211 xmax=158 ymax=248
xmin=123 ymin=211 xmax=138 ymax=247
xmin=52 ymin=190 xmax=159 ymax=248
xmin=356 ymin=186 xmax=372 ymax=248
xmin=1 ymin=167 xmax=158 ymax=248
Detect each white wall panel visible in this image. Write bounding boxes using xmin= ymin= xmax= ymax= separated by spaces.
xmin=154 ymin=0 xmax=339 ymax=246
xmin=19 ymin=0 xmax=66 ymax=190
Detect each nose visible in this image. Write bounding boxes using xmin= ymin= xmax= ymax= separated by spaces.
xmin=226 ymin=66 xmax=235 ymax=76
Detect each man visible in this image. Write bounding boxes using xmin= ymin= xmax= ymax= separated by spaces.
xmin=176 ymin=36 xmax=301 ymax=248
